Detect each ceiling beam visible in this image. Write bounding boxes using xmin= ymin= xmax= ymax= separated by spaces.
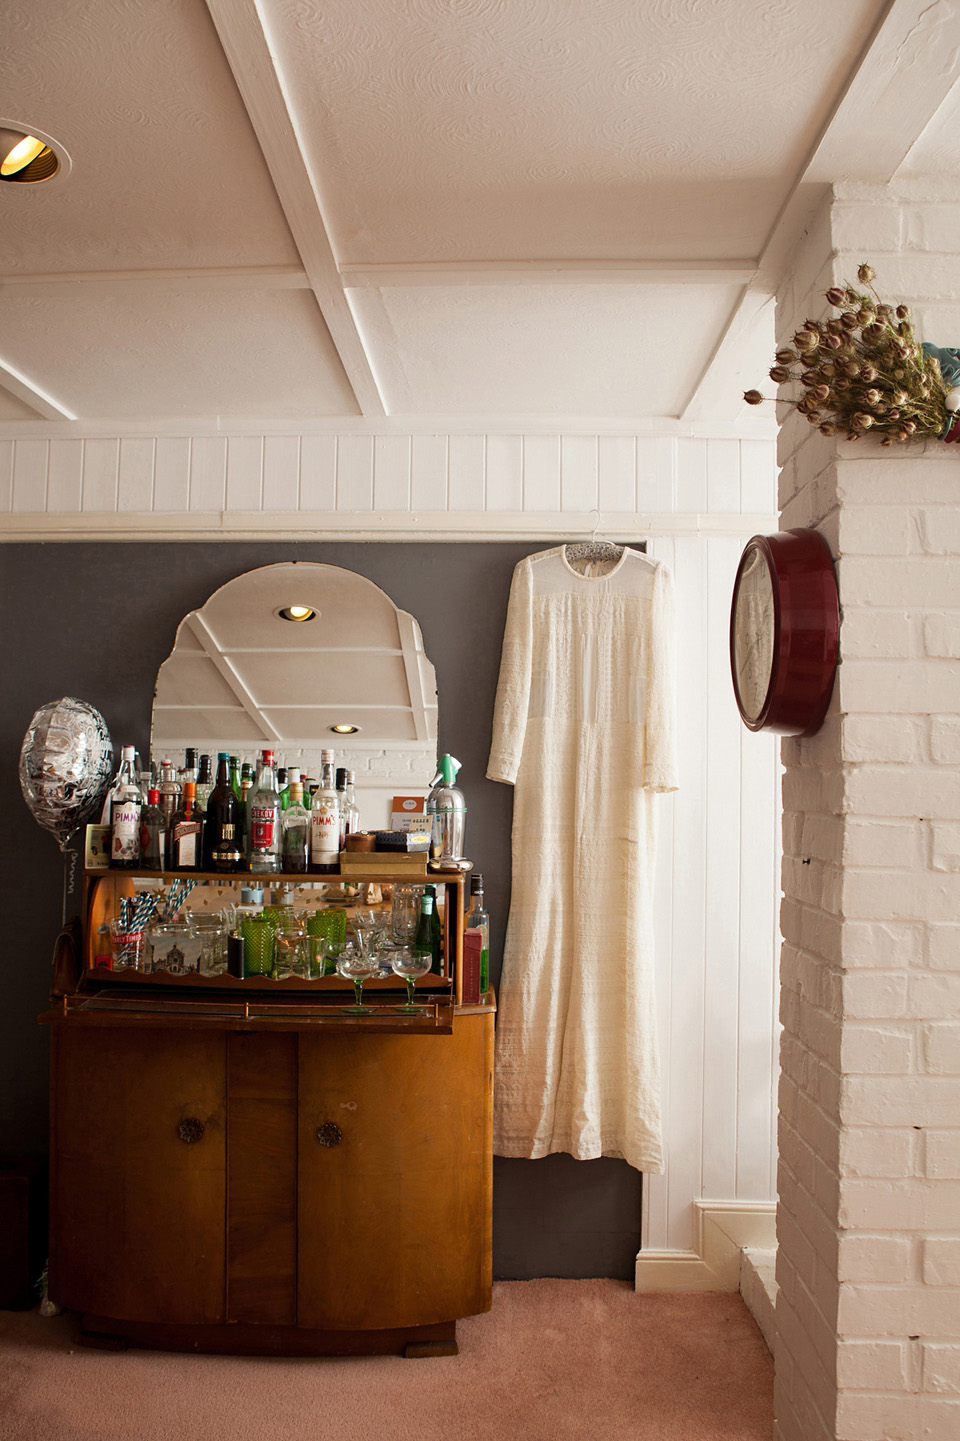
xmin=0 ymin=266 xmax=310 ymax=289
xmin=0 ymin=356 xmax=76 ymax=421
xmin=203 ymin=0 xmax=386 ymax=417
xmin=680 ymin=0 xmax=960 ymax=423
xmin=341 ymin=260 xmax=758 ymax=290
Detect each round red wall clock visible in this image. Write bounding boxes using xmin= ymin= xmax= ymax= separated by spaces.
xmin=729 ymin=528 xmax=839 ymax=736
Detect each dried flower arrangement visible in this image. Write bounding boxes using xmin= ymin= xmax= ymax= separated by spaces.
xmin=744 ymin=263 xmax=960 ymax=445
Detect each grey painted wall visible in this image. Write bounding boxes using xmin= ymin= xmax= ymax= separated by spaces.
xmin=1 ymin=541 xmax=641 ymax=1280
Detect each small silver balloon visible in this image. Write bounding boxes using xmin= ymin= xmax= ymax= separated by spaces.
xmin=20 ymin=697 xmax=114 ymax=852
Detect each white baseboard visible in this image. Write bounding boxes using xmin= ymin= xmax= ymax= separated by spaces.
xmin=635 ymin=1200 xmax=777 ymax=1292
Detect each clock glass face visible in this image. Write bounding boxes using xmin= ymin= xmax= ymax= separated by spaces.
xmin=732 ymin=546 xmax=775 ymax=723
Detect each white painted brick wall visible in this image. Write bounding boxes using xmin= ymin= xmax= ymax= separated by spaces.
xmin=775 ymin=183 xmax=960 ymax=1441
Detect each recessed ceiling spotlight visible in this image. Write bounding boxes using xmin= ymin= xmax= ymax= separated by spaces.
xmin=0 ymin=123 xmax=68 ymax=184
xmin=330 ymin=724 xmax=359 ymax=734
xmin=278 ymin=604 xmax=317 ymax=622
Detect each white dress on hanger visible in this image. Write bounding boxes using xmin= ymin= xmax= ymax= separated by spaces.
xmin=487 ymin=545 xmax=677 ymax=1173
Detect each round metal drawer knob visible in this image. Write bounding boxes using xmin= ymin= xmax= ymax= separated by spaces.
xmin=177 ymin=1117 xmax=205 ymax=1145
xmin=316 ymin=1122 xmax=343 ymax=1147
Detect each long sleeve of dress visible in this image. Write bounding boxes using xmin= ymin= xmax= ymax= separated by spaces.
xmin=486 ymin=557 xmax=534 ymax=785
xmin=643 ymin=561 xmax=679 ymax=793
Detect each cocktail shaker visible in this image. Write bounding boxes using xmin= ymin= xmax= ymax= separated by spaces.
xmin=427 ymin=754 xmax=467 ymax=868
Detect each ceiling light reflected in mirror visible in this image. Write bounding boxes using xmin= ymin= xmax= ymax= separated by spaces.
xmin=0 ymin=123 xmax=66 ymax=184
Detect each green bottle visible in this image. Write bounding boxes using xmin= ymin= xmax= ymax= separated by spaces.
xmin=424 ymin=884 xmax=444 ymax=974
xmin=413 ymin=895 xmax=436 ymax=971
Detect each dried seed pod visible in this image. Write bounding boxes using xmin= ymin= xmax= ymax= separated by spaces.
xmin=818 ymin=360 xmax=836 ymax=379
xmin=864 ymin=388 xmax=881 ymax=405
xmin=843 ymin=361 xmax=861 ymax=378
xmin=775 ymin=349 xmax=797 ymax=365
xmin=852 ymin=413 xmax=874 ymax=429
xmin=858 ymin=263 xmax=876 ymax=283
xmin=769 ymin=365 xmax=791 ymax=383
xmin=861 ymin=365 xmax=877 ymax=382
xmin=825 ymin=288 xmax=845 ymax=307
xmin=896 ymin=304 xmax=911 ymax=320
xmin=819 ymin=422 xmax=837 ymax=436
xmin=743 ymin=390 xmax=765 ymax=406
xmin=840 ymin=312 xmax=859 ymax=330
xmin=812 ymin=384 xmax=831 ymax=403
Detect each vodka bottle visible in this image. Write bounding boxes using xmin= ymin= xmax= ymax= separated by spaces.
xmin=465 ymin=873 xmax=490 ymax=994
xmin=310 ymin=750 xmax=340 ymax=874
xmin=281 ymin=782 xmax=310 ymax=873
xmin=206 ymin=752 xmax=243 ymax=873
xmin=110 ymin=746 xmax=142 ymax=869
xmin=139 ymin=788 xmax=166 ymax=871
xmin=248 ymin=749 xmax=281 ymax=874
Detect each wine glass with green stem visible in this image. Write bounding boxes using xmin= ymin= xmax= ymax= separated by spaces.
xmin=390 ymin=945 xmax=432 ymax=1014
xmin=336 ymin=941 xmax=381 ymax=1014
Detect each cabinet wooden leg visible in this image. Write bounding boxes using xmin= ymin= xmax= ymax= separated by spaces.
xmin=404 ymin=1332 xmax=459 ymax=1358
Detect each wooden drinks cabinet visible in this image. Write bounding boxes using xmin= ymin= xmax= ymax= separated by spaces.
xmin=41 ymin=868 xmax=494 ymax=1356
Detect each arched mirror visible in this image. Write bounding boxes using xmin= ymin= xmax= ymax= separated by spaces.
xmin=150 ymin=562 xmax=438 ymax=829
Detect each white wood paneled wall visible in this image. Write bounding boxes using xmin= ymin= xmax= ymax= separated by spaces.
xmin=0 ymin=431 xmax=775 ymax=533
xmin=0 ymin=425 xmax=780 ymax=1266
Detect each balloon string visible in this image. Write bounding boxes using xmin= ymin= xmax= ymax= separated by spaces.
xmin=63 ymin=848 xmax=79 ymax=926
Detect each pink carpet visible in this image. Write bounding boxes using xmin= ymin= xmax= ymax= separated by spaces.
xmin=0 ymin=1280 xmax=773 ymax=1440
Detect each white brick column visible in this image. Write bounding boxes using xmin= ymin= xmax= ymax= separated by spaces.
xmin=775 ymin=183 xmax=960 ymax=1441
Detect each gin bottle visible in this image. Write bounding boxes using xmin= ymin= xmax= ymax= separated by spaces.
xmin=281 ymin=782 xmax=310 ymax=873
xmin=465 ymin=873 xmax=490 ymax=994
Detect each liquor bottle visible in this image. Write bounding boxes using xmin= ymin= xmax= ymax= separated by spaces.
xmin=157 ymin=759 xmax=181 ymax=864
xmin=181 ymin=747 xmax=198 ymax=786
xmin=413 ymin=894 xmax=436 ymax=969
xmin=110 ymin=745 xmax=142 ymax=869
xmin=169 ymin=781 xmax=203 ymax=871
xmin=342 ymin=770 xmax=361 ymax=841
xmin=139 ymin=789 xmax=166 ymax=871
xmin=230 ymin=757 xmax=242 ymax=803
xmin=206 ymin=752 xmax=243 ymax=872
xmin=423 ymin=883 xmax=444 ymax=975
xmin=194 ymin=754 xmax=214 ymax=813
xmin=281 ymin=782 xmax=310 ymax=873
xmin=277 ymin=767 xmax=288 ymax=794
xmin=248 ymin=749 xmax=281 ymax=874
xmin=280 ymin=767 xmax=301 ymax=811
xmin=309 ymin=749 xmax=340 ymax=874
xmin=465 ymin=872 xmax=490 ymax=994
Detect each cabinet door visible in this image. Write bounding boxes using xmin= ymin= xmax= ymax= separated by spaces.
xmin=50 ymin=1026 xmax=227 ymax=1325
xmin=298 ymin=1014 xmax=493 ymax=1331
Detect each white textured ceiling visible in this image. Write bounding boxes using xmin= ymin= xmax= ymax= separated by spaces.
xmin=1 ymin=0 xmax=958 ymax=430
